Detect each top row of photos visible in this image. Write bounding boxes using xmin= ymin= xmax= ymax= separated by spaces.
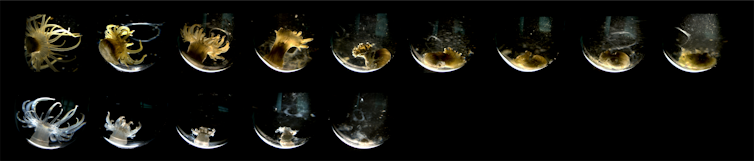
xmin=23 ymin=13 xmax=724 ymax=73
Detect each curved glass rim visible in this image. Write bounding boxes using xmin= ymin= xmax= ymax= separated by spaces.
xmin=178 ymin=49 xmax=229 ymax=73
xmin=497 ymin=47 xmax=548 ymax=72
xmin=103 ymin=136 xmax=144 ymax=149
xmin=254 ymin=48 xmax=306 ymax=73
xmin=580 ymin=36 xmax=635 ymax=73
xmin=176 ymin=126 xmax=227 ymax=149
xmin=254 ymin=123 xmax=306 ymax=149
xmin=331 ymin=49 xmax=386 ymax=73
xmin=409 ymin=45 xmax=464 ymax=73
xmin=662 ymin=49 xmax=713 ymax=73
xmin=331 ymin=125 xmax=382 ymax=149
xmin=27 ymin=139 xmax=62 ymax=150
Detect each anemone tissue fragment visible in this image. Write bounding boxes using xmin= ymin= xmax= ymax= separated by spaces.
xmin=352 ymin=42 xmax=391 ymax=70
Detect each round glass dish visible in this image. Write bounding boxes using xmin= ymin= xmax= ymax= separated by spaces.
xmin=408 ymin=14 xmax=474 ymax=73
xmin=175 ymin=93 xmax=232 ymax=149
xmin=495 ymin=16 xmax=560 ymax=72
xmin=581 ymin=16 xmax=645 ymax=73
xmin=95 ymin=14 xmax=163 ymax=72
xmin=254 ymin=13 xmax=319 ymax=73
xmin=254 ymin=92 xmax=317 ymax=149
xmin=331 ymin=93 xmax=389 ymax=149
xmin=94 ymin=95 xmax=167 ymax=149
xmin=662 ymin=14 xmax=723 ymax=73
xmin=177 ymin=13 xmax=236 ymax=73
xmin=331 ymin=13 xmax=396 ymax=73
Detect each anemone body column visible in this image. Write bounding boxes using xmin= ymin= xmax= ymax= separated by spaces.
xmin=192 ymin=127 xmax=215 ymax=147
xmin=105 ymin=112 xmax=141 ymax=146
xmin=30 ymin=124 xmax=52 ymax=146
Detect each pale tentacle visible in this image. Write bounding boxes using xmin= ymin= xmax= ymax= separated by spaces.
xmin=21 ymin=100 xmax=36 ymax=121
xmin=114 ymin=116 xmax=126 ymax=128
xmin=30 ymin=97 xmax=55 ymax=120
xmin=57 ymin=113 xmax=85 ymax=133
xmin=49 ymin=35 xmax=82 ymax=52
xmin=126 ymin=40 xmax=143 ymax=54
xmin=105 ymin=111 xmax=113 ymax=130
xmin=16 ymin=111 xmax=30 ymax=125
xmin=129 ymin=121 xmax=142 ymax=139
xmin=51 ymin=105 xmax=77 ymax=127
xmin=47 ymin=102 xmax=64 ymax=124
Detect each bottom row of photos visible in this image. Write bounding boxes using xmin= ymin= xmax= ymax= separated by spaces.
xmin=13 ymin=93 xmax=389 ymax=150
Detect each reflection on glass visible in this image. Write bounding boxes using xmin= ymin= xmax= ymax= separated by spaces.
xmin=16 ymin=97 xmax=86 ymax=149
xmin=581 ymin=16 xmax=645 ymax=73
xmin=178 ymin=13 xmax=234 ymax=73
xmin=332 ymin=13 xmax=395 ymax=73
xmin=497 ymin=17 xmax=558 ymax=72
xmin=256 ymin=14 xmax=316 ymax=73
xmin=332 ymin=93 xmax=389 ymax=149
xmin=254 ymin=93 xmax=314 ymax=149
xmin=25 ymin=14 xmax=81 ymax=72
xmin=663 ymin=14 xmax=722 ymax=73
xmin=410 ymin=15 xmax=474 ymax=73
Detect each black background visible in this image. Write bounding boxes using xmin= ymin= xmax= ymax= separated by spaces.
xmin=2 ymin=1 xmax=752 ymax=161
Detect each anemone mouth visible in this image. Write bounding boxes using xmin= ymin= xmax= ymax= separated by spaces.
xmin=598 ymin=51 xmax=631 ymax=69
xmin=25 ymin=37 xmax=41 ymax=53
xmin=663 ymin=49 xmax=715 ymax=73
xmin=679 ymin=52 xmax=716 ymax=69
xmin=420 ymin=51 xmax=465 ymax=70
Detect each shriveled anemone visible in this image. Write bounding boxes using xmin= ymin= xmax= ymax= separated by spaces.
xmin=422 ymin=47 xmax=466 ymax=69
xmin=598 ymin=50 xmax=630 ymax=70
xmin=180 ymin=24 xmax=230 ymax=63
xmin=25 ymin=14 xmax=81 ymax=72
xmin=351 ymin=42 xmax=392 ymax=69
xmin=264 ymin=28 xmax=313 ymax=68
xmin=275 ymin=126 xmax=298 ymax=147
xmin=99 ymin=25 xmax=146 ymax=66
xmin=191 ymin=127 xmax=216 ymax=147
xmin=512 ymin=50 xmax=548 ymax=70
xmin=677 ymin=48 xmax=717 ymax=71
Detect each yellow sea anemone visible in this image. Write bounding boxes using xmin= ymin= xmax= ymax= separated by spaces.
xmin=264 ymin=28 xmax=313 ymax=68
xmin=180 ymin=24 xmax=230 ymax=63
xmin=24 ymin=14 xmax=81 ymax=72
xmin=99 ymin=25 xmax=146 ymax=66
